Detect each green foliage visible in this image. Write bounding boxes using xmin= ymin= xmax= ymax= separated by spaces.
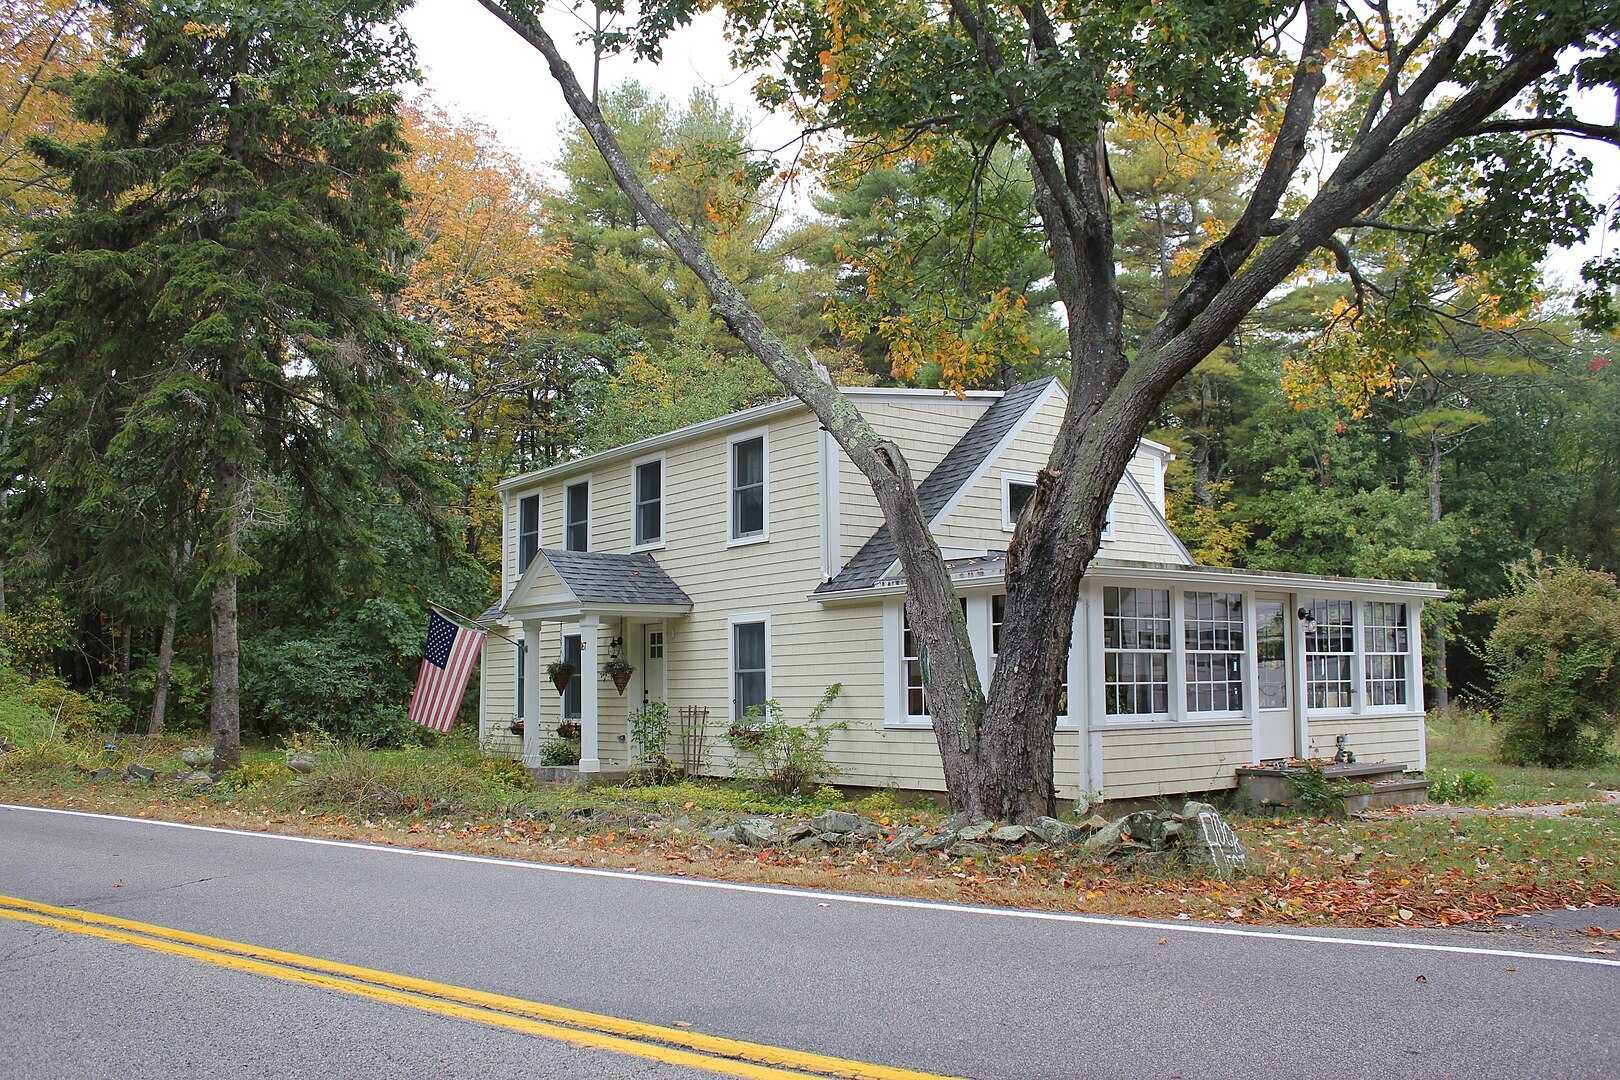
xmin=1283 ymin=762 xmax=1357 ymax=818
xmin=1425 ymin=768 xmax=1497 ymax=804
xmin=0 ymin=666 xmax=126 ymax=749
xmin=1477 ymin=559 xmax=1620 ymax=767
xmin=0 ymin=597 xmax=73 ymax=677
xmin=627 ymin=700 xmax=676 ymax=780
xmin=727 ymin=684 xmax=847 ymax=796
xmin=241 ymin=598 xmax=438 ymax=747
xmin=298 ymin=742 xmax=527 ymax=816
xmin=539 ymin=739 xmax=581 ymax=767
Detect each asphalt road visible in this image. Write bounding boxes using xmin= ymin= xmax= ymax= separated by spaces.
xmin=1 ymin=803 xmax=1615 ymax=1080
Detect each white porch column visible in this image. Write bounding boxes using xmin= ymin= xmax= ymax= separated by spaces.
xmin=522 ymin=621 xmax=542 ymax=768
xmin=578 ymin=614 xmax=602 ymax=773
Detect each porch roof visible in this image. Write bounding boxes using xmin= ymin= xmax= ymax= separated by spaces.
xmin=481 ymin=549 xmax=693 ymax=624
xmin=814 ymin=552 xmax=1447 ymax=602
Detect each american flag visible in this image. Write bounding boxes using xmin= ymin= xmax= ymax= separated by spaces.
xmin=408 ymin=612 xmax=486 ymax=733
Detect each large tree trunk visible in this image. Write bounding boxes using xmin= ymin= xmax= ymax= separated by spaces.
xmin=148 ymin=595 xmax=178 ymax=735
xmin=1426 ymin=433 xmax=1449 ymax=710
xmin=209 ymin=495 xmax=241 ymax=770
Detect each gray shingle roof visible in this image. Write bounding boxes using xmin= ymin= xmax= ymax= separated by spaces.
xmin=814 ymin=378 xmax=1057 ymax=596
xmin=480 ymin=550 xmax=691 ymax=623
xmin=541 ymin=549 xmax=691 ymax=606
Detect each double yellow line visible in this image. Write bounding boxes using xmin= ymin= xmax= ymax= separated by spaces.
xmin=0 ymin=894 xmax=955 ymax=1080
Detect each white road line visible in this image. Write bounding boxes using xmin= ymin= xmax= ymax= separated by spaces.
xmin=5 ymin=802 xmax=1618 ymax=970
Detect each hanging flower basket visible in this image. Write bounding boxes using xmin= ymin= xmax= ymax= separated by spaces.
xmin=547 ymin=661 xmax=574 ymax=695
xmin=509 ymin=720 xmax=524 ymax=736
xmin=556 ymin=720 xmax=581 ymax=741
xmin=603 ymin=657 xmax=635 ymax=695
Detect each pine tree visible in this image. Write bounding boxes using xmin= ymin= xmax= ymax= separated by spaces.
xmin=16 ymin=0 xmax=446 ymax=768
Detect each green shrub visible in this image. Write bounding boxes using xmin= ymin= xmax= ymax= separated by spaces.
xmin=1476 ymin=559 xmax=1620 ymax=767
xmin=1284 ymin=762 xmax=1358 ymax=818
xmin=727 ymin=684 xmax=846 ymax=796
xmin=0 ymin=666 xmax=126 ymax=749
xmin=242 ymin=600 xmax=443 ymax=747
xmin=0 ymin=597 xmax=73 ymax=678
xmin=1426 ymin=767 xmax=1497 ymax=803
xmin=296 ymin=744 xmax=518 ymax=815
xmin=539 ymin=739 xmax=580 ymax=767
xmin=627 ymin=701 xmax=677 ymax=780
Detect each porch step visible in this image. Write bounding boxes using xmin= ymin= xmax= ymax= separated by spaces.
xmin=1234 ymin=761 xmax=1428 ymax=810
xmin=526 ymin=765 xmax=635 ymax=788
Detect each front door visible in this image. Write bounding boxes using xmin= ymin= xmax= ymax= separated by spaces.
xmin=1254 ymin=595 xmax=1295 ymax=760
xmin=641 ymin=622 xmax=667 ymax=708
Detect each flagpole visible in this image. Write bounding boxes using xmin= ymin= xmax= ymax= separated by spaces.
xmin=425 ymin=599 xmax=507 ymax=637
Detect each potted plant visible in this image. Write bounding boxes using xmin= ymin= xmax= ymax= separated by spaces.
xmin=556 ymin=720 xmax=581 ymax=741
xmin=546 ymin=660 xmax=574 ymax=695
xmin=603 ymin=656 xmax=635 ymax=695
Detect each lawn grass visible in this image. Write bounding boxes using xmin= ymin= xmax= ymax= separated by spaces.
xmin=1424 ymin=704 xmax=1620 ymax=805
xmin=4 ymin=725 xmax=1619 ymax=929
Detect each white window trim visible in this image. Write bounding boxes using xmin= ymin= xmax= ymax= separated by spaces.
xmin=727 ymin=612 xmax=773 ymax=722
xmin=1000 ymin=472 xmax=1039 ymax=531
xmin=1095 ymin=582 xmax=1176 ymax=726
xmin=517 ymin=492 xmax=541 ymax=573
xmin=629 ymin=451 xmax=666 ymax=552
xmin=1000 ymin=471 xmax=1113 ymax=541
xmin=559 ymin=629 xmax=583 ymax=720
xmin=986 ymin=591 xmax=1080 ymax=729
xmin=1301 ymin=595 xmax=1362 ymax=718
xmin=514 ymin=638 xmax=526 ymax=720
xmin=1360 ymin=599 xmax=1415 ymax=716
xmin=563 ymin=478 xmax=591 ymax=552
xmin=726 ymin=427 xmax=770 ymax=547
xmin=1181 ymin=588 xmax=1250 ymax=722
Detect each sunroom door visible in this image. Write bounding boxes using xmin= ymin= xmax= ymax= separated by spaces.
xmin=1253 ymin=594 xmax=1295 ymax=760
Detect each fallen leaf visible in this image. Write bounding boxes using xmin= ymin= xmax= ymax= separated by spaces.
xmin=1156 ymin=937 xmax=1168 ymax=945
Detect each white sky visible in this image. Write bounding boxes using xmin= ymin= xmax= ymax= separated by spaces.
xmin=403 ymin=0 xmax=1615 ymax=287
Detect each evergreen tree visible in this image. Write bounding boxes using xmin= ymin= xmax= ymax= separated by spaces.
xmin=15 ymin=0 xmax=448 ymax=767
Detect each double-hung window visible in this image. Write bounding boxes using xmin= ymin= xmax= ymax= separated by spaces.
xmin=561 ymin=634 xmax=582 ymax=718
xmin=732 ymin=619 xmax=768 ymax=720
xmin=1184 ymin=591 xmax=1244 ymax=714
xmin=564 ymin=480 xmax=589 ymax=552
xmin=518 ymin=494 xmax=540 ymax=573
xmin=902 ymin=599 xmax=968 ymax=721
xmin=633 ymin=457 xmax=663 ymax=548
xmin=1303 ymin=599 xmax=1355 ymax=709
xmin=991 ymin=593 xmax=1068 ymax=716
xmin=1102 ymin=587 xmax=1171 ymax=718
xmin=729 ymin=434 xmax=767 ymax=542
xmin=1363 ymin=601 xmax=1410 ymax=707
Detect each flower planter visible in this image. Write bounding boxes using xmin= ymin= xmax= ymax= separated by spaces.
xmin=548 ymin=663 xmax=574 ymax=695
xmin=603 ymin=659 xmax=635 ymax=695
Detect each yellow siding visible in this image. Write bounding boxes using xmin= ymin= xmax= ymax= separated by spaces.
xmin=930 ymin=390 xmax=1185 ymax=565
xmin=836 ymin=397 xmax=989 ymax=563
xmin=1308 ymin=714 xmax=1424 ymax=770
xmin=1098 ymin=723 xmax=1254 ymax=799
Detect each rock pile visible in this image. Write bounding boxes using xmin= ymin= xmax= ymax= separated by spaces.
xmin=706 ymin=799 xmax=1244 ymax=866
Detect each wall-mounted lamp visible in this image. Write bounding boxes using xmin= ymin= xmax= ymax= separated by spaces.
xmin=1296 ymin=607 xmax=1317 ymax=634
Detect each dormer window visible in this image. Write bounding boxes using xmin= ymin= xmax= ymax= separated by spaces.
xmin=565 ymin=480 xmax=589 ymax=551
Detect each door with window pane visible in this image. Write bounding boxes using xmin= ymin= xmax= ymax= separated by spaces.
xmin=1254 ymin=595 xmax=1294 ymax=760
